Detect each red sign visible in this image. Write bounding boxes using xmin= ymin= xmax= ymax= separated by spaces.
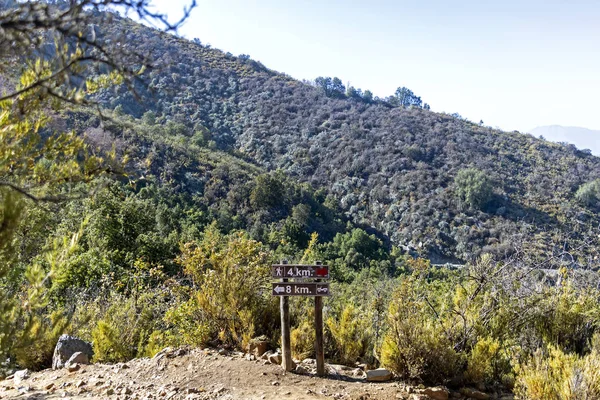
xmin=271 ymin=264 xmax=329 ymax=279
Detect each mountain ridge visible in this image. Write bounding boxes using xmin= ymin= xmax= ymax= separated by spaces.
xmin=72 ymin=13 xmax=600 ymax=264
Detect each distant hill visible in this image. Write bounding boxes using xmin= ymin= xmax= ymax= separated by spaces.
xmin=529 ymin=125 xmax=600 ymax=156
xmin=49 ymin=14 xmax=600 ymax=264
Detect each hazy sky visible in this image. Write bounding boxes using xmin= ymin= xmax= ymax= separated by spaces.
xmin=149 ymin=0 xmax=600 ymax=133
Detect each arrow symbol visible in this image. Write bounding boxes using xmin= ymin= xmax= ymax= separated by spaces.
xmin=274 ymin=286 xmax=286 ymax=294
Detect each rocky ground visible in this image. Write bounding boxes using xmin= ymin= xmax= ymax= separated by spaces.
xmin=1 ymin=347 xmax=513 ymax=400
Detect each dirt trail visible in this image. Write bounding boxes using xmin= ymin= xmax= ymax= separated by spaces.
xmin=1 ymin=348 xmax=413 ymax=400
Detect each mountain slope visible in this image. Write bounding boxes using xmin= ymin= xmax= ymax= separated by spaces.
xmin=87 ymin=14 xmax=600 ymax=264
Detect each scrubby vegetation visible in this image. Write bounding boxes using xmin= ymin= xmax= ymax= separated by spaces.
xmin=4 ymin=3 xmax=600 ymax=397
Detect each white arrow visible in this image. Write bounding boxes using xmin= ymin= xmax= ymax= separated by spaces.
xmin=274 ymin=286 xmax=286 ymax=294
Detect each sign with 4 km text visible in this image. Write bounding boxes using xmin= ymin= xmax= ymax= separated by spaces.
xmin=271 ymin=264 xmax=329 ymax=279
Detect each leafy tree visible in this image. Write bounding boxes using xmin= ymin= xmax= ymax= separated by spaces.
xmin=315 ymin=76 xmax=346 ymax=98
xmin=0 ymin=0 xmax=195 ymax=366
xmin=394 ymin=86 xmax=422 ymax=108
xmin=250 ymin=173 xmax=286 ymax=210
xmin=454 ymin=168 xmax=493 ymax=209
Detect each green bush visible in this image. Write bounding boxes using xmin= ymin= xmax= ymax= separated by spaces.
xmin=291 ymin=320 xmax=315 ymax=360
xmin=13 ymin=310 xmax=69 ymax=370
xmin=381 ymin=277 xmax=460 ymax=383
xmin=91 ymin=292 xmax=164 ymax=363
xmin=575 ymin=180 xmax=600 ymax=207
xmin=326 ymin=304 xmax=370 ymax=365
xmin=454 ymin=168 xmax=493 ymax=209
xmin=465 ymin=336 xmax=507 ymax=385
xmin=169 ymin=224 xmax=272 ymax=349
xmin=514 ymin=346 xmax=579 ymax=400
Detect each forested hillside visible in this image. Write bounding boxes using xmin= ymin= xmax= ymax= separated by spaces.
xmin=6 ymin=5 xmax=600 ymax=397
xmin=92 ymin=14 xmax=600 ymax=264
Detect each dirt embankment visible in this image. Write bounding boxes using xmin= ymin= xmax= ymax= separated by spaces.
xmin=1 ymin=347 xmax=512 ymax=400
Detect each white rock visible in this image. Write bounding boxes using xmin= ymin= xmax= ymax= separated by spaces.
xmin=13 ymin=369 xmax=30 ymax=385
xmin=366 ymin=368 xmax=393 ymax=382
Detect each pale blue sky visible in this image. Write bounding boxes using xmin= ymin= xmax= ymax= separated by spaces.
xmin=149 ymin=0 xmax=600 ymax=133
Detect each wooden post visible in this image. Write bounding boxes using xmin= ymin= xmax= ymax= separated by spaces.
xmin=280 ymin=260 xmax=293 ymax=372
xmin=314 ymin=261 xmax=325 ymax=376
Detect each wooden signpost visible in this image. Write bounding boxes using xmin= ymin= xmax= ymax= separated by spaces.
xmin=272 ymin=260 xmax=330 ymax=376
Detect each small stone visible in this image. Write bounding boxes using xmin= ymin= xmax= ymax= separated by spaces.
xmin=268 ymin=353 xmax=282 ymax=365
xmin=153 ymin=347 xmax=173 ymax=360
xmin=18 ymin=386 xmax=32 ymax=394
xmin=460 ymin=388 xmax=490 ymax=400
xmin=66 ymin=363 xmax=80 ymax=372
xmin=66 ymin=351 xmax=90 ymax=366
xmin=271 ymin=381 xmax=280 ymax=386
xmin=45 ymin=382 xmax=55 ymax=390
xmin=294 ymin=365 xmax=309 ymax=374
xmin=366 ymin=368 xmax=393 ymax=382
xmin=13 ymin=369 xmax=30 ymax=385
xmin=469 ymin=391 xmax=490 ymax=400
xmin=105 ymin=387 xmax=115 ymax=395
xmin=422 ymin=386 xmax=449 ymax=400
xmin=409 ymin=394 xmax=430 ymax=400
xmin=248 ymin=338 xmax=269 ymax=357
xmin=75 ymin=380 xmax=86 ymax=388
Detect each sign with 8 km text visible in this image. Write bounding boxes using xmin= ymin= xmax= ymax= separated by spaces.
xmin=271 ymin=282 xmax=330 ymax=296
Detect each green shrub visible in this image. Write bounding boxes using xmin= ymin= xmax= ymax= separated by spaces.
xmin=514 ymin=346 xmax=578 ymax=400
xmin=91 ymin=292 xmax=163 ymax=363
xmin=381 ymin=278 xmax=460 ymax=383
xmin=326 ymin=304 xmax=370 ymax=365
xmin=465 ymin=336 xmax=504 ymax=384
xmin=170 ymin=224 xmax=272 ymax=349
xmin=514 ymin=342 xmax=600 ymax=399
xmin=575 ymin=180 xmax=600 ymax=207
xmin=454 ymin=168 xmax=493 ymax=209
xmin=291 ymin=320 xmax=315 ymax=360
xmin=13 ymin=310 xmax=69 ymax=370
